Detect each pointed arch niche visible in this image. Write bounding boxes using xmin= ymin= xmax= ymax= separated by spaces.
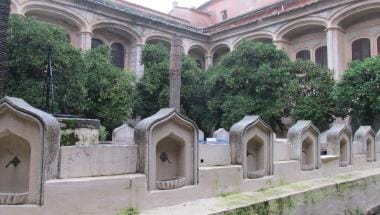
xmin=135 ymin=109 xmax=198 ymax=191
xmin=230 ymin=116 xmax=274 ymax=179
xmin=0 ymin=97 xmax=60 ymax=205
xmin=354 ymin=126 xmax=376 ymax=162
xmin=288 ymin=121 xmax=321 ymax=171
xmin=326 ymin=124 xmax=353 ymax=167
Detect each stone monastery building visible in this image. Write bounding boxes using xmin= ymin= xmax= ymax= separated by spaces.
xmin=10 ymin=0 xmax=380 ymax=81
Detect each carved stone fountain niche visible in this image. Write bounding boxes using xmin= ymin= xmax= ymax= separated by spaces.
xmin=326 ymin=124 xmax=352 ymax=167
xmin=135 ymin=108 xmax=198 ymax=191
xmin=0 ymin=97 xmax=60 ymax=205
xmin=230 ymin=116 xmax=273 ymax=179
xmin=288 ymin=121 xmax=321 ymax=171
xmin=354 ymin=126 xmax=376 ymax=162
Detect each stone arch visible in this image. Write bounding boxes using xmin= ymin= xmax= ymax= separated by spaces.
xmin=232 ymin=31 xmax=274 ymax=49
xmin=274 ymin=17 xmax=327 ymax=61
xmin=354 ymin=126 xmax=376 ymax=162
xmin=10 ymin=0 xmax=21 ymax=14
xmin=329 ymin=0 xmax=380 ymax=29
xmin=144 ymin=33 xmax=172 ymax=50
xmin=135 ymin=108 xmax=198 ymax=191
xmin=90 ymin=20 xmax=142 ymax=44
xmin=288 ymin=121 xmax=320 ymax=171
xmin=0 ymin=130 xmax=31 ymax=196
xmin=156 ymin=133 xmax=186 ymax=184
xmin=0 ymin=97 xmax=60 ymax=205
xmin=21 ymin=2 xmax=87 ymax=30
xmin=187 ymin=44 xmax=208 ymax=70
xmin=210 ymin=43 xmax=231 ymax=66
xmin=21 ymin=1 xmax=88 ymax=47
xmin=274 ymin=17 xmax=328 ymax=42
xmin=325 ymin=124 xmax=353 ymax=167
xmin=230 ymin=116 xmax=273 ymax=179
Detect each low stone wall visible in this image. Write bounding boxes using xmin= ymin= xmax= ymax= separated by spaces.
xmin=199 ymin=144 xmax=231 ymax=167
xmin=59 ymin=144 xmax=138 ymax=178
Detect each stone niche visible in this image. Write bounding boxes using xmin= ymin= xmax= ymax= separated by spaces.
xmin=230 ymin=116 xmax=273 ymax=179
xmin=354 ymin=126 xmax=376 ymax=162
xmin=0 ymin=97 xmax=60 ymax=205
xmin=288 ymin=121 xmax=321 ymax=171
xmin=326 ymin=124 xmax=353 ymax=167
xmin=135 ymin=108 xmax=198 ymax=191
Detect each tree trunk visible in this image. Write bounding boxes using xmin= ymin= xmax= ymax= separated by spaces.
xmin=0 ymin=0 xmax=11 ymax=98
xmin=169 ymin=35 xmax=183 ymax=112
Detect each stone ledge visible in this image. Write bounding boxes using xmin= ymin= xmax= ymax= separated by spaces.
xmin=141 ymin=168 xmax=380 ymax=215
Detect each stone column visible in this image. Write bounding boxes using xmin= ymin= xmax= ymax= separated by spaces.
xmin=326 ymin=27 xmax=346 ymax=80
xmin=169 ymin=35 xmax=183 ymax=112
xmin=78 ymin=31 xmax=92 ymax=51
xmin=129 ymin=43 xmax=145 ymax=80
xmin=205 ymin=55 xmax=212 ymax=69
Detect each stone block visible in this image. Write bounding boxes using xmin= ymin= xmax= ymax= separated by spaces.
xmin=58 ymin=118 xmax=100 ymax=146
xmin=213 ymin=128 xmax=229 ymax=143
xmin=112 ymin=124 xmax=135 ymax=145
xmin=199 ymin=144 xmax=231 ymax=167
xmin=59 ymin=144 xmax=137 ymax=178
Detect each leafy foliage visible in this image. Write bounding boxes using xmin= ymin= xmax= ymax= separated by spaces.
xmin=332 ymin=57 xmax=380 ymax=130
xmin=205 ymin=41 xmax=335 ymax=134
xmin=133 ymin=43 xmax=208 ymax=130
xmin=5 ymin=15 xmax=135 ymax=132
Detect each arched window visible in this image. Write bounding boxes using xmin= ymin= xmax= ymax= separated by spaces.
xmin=352 ymin=38 xmax=371 ymax=61
xmin=111 ymin=43 xmax=125 ymax=68
xmin=91 ymin=38 xmax=103 ymax=49
xmin=315 ymin=46 xmax=327 ymax=67
xmin=377 ymin=37 xmax=380 ymax=55
xmin=296 ymin=50 xmax=311 ymax=61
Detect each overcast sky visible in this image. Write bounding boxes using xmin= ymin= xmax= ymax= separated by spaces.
xmin=125 ymin=0 xmax=209 ymax=13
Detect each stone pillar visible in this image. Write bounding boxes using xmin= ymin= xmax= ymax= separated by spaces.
xmin=78 ymin=31 xmax=92 ymax=51
xmin=327 ymin=27 xmax=346 ymax=80
xmin=169 ymin=35 xmax=183 ymax=112
xmin=129 ymin=43 xmax=145 ymax=80
xmin=205 ymin=55 xmax=212 ymax=69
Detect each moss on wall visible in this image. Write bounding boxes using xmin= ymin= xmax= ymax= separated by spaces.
xmin=60 ymin=132 xmax=79 ymax=146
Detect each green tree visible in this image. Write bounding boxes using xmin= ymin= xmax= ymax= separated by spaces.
xmin=6 ymin=15 xmax=135 ymax=132
xmin=289 ymin=60 xmax=335 ymax=131
xmin=205 ymin=41 xmax=335 ymax=135
xmin=133 ymin=43 xmax=209 ymax=130
xmin=332 ymin=56 xmax=380 ymax=131
xmin=205 ymin=41 xmax=294 ymax=134
xmin=0 ymin=0 xmax=11 ymax=97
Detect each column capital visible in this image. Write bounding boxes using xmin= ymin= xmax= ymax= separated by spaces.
xmin=325 ymin=26 xmax=345 ymax=33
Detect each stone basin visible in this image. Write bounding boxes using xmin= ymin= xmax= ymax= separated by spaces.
xmin=247 ymin=169 xmax=266 ymax=179
xmin=156 ymin=177 xmax=186 ymax=190
xmin=0 ymin=192 xmax=29 ymax=205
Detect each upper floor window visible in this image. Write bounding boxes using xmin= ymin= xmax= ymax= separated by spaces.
xmin=352 ymin=38 xmax=371 ymax=61
xmin=91 ymin=38 xmax=104 ymax=49
xmin=111 ymin=43 xmax=125 ymax=69
xmin=315 ymin=46 xmax=327 ymax=67
xmin=221 ymin=10 xmax=228 ymax=21
xmin=296 ymin=50 xmax=311 ymax=61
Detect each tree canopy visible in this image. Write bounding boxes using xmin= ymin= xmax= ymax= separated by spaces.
xmin=332 ymin=56 xmax=380 ymax=131
xmin=204 ymin=41 xmax=335 ymax=135
xmin=6 ymin=15 xmax=135 ymax=132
